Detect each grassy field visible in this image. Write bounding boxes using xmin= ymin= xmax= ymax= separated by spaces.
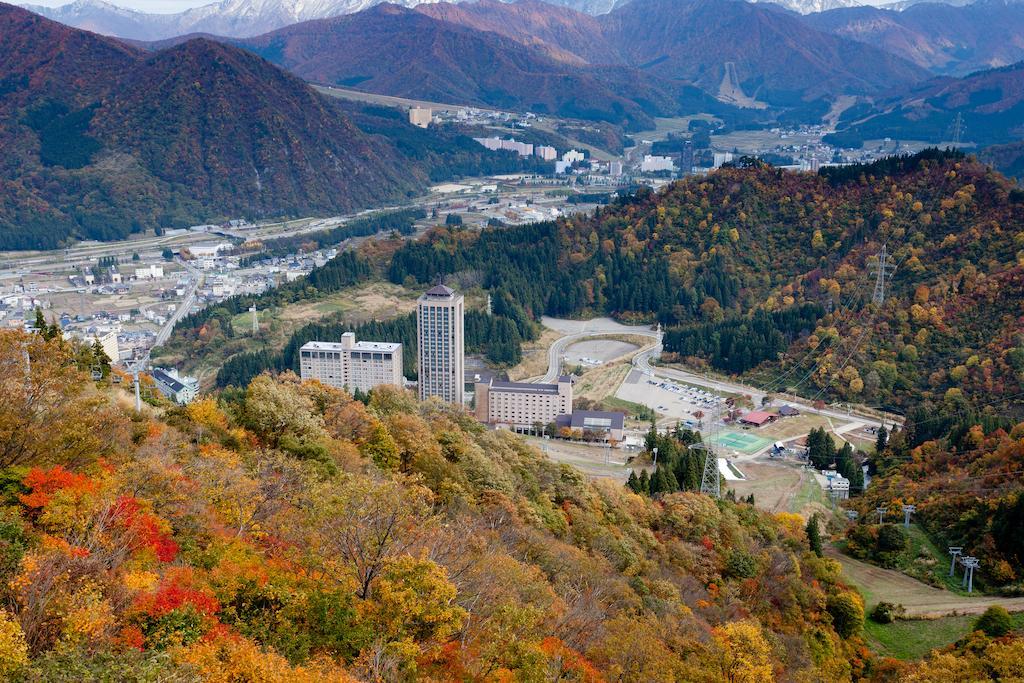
xmin=865 ymin=612 xmax=1024 ymax=660
xmin=574 ymin=362 xmax=632 ymax=403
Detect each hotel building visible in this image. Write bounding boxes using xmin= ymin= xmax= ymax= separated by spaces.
xmin=417 ymin=284 xmax=465 ymax=404
xmin=475 ymin=375 xmax=573 ymax=430
xmin=299 ymin=333 xmax=403 ymax=394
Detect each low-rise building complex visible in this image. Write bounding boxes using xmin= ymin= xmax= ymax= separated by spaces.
xmin=475 ymin=375 xmax=572 ymax=430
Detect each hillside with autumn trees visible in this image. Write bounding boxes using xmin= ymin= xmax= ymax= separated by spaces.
xmin=0 ymin=327 xmax=878 ymax=681
xmin=387 ymin=150 xmax=1024 ymax=417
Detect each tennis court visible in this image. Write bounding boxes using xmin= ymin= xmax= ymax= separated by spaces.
xmin=710 ymin=430 xmax=772 ymax=455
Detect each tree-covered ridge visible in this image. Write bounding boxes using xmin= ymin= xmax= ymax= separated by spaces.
xmin=0 ymin=328 xmax=886 ymax=681
xmin=389 ymin=150 xmax=1024 ymax=412
xmin=852 ymin=414 xmax=1024 ymax=589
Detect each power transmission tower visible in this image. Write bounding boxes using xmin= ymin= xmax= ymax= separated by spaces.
xmin=950 ymin=112 xmax=964 ymax=146
xmin=870 ymin=245 xmax=897 ymax=305
xmin=691 ymin=442 xmax=720 ymax=499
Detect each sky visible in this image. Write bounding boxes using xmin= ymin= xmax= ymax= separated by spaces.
xmin=26 ymin=0 xmax=894 ymax=14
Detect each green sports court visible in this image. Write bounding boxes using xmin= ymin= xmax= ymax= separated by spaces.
xmin=709 ymin=430 xmax=772 ymax=455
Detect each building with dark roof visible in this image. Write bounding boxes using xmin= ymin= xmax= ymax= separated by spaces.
xmin=555 ymin=410 xmax=625 ymax=443
xmin=151 ymin=367 xmax=198 ymax=404
xmin=475 ymin=376 xmax=572 ymax=430
xmin=778 ymin=405 xmax=800 ymax=417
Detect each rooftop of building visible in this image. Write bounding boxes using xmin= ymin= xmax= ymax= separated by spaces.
xmin=151 ymin=368 xmax=187 ymax=394
xmin=423 ymin=284 xmax=455 ymax=298
xmin=301 ymin=340 xmax=400 ymax=352
xmin=556 ymin=410 xmax=625 ymax=431
xmin=486 ymin=375 xmax=571 ymax=395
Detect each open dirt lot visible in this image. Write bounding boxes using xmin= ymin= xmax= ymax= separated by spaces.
xmin=522 ymin=436 xmax=631 ymax=482
xmin=508 ymin=327 xmax=564 ymax=381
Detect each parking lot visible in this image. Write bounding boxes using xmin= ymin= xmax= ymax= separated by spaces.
xmin=615 ymin=369 xmax=727 ymax=426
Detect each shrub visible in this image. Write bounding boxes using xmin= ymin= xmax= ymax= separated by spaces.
xmin=974 ymin=606 xmax=1014 ymax=638
xmin=869 ymin=602 xmax=906 ymax=624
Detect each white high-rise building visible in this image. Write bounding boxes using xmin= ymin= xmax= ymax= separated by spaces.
xmin=417 ymin=284 xmax=464 ymax=404
xmin=299 ymin=333 xmax=403 ymax=394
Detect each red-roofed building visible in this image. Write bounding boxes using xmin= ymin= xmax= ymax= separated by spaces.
xmin=739 ymin=410 xmax=776 ymax=427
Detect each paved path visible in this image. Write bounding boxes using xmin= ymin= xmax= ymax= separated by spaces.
xmin=826 ymin=546 xmax=1024 ymax=618
xmin=535 ymin=317 xmax=659 ymax=383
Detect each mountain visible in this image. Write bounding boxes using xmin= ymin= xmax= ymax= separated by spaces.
xmin=237 ymin=3 xmax=723 ymax=130
xmin=0 ymin=2 xmax=506 ymax=249
xmin=598 ymin=0 xmax=929 ymax=106
xmin=415 ymin=0 xmax=614 ymax=66
xmin=21 ymin=0 xmax=636 ymax=40
xmin=389 ymin=0 xmax=930 ymax=110
xmin=752 ymin=0 xmax=863 ymax=14
xmin=824 ymin=61 xmax=1024 ymax=147
xmin=805 ymin=0 xmax=1024 ymax=75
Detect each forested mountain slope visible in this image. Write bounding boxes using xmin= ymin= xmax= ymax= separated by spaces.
xmin=0 ymin=328 xmax=871 ymax=680
xmin=388 ymin=151 xmax=1024 ymax=414
xmin=0 ymin=3 xmax=539 ymax=250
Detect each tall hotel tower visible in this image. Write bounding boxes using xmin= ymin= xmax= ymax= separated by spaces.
xmin=417 ymin=284 xmax=465 ymax=404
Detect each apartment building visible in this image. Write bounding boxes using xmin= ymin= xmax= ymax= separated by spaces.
xmin=474 ymin=375 xmax=572 ymax=430
xmin=417 ymin=284 xmax=465 ymax=404
xmin=299 ymin=333 xmax=403 ymax=394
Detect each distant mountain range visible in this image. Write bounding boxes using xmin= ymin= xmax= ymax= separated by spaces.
xmin=227 ymin=0 xmax=927 ymax=120
xmin=825 ymin=60 xmax=1024 ymax=147
xmin=21 ymin=0 xmax=1006 ymax=44
xmin=0 ymin=2 xmax=537 ymax=250
xmin=806 ymin=0 xmax=1024 ymax=75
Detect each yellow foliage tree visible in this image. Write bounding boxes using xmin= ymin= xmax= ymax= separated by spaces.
xmin=713 ymin=620 xmax=774 ymax=683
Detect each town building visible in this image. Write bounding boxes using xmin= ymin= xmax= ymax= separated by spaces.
xmin=409 ymin=107 xmax=432 ymax=128
xmin=641 ymin=155 xmax=676 ymax=173
xmin=417 ymin=284 xmax=465 ymax=404
xmin=555 ymin=410 xmax=625 ymax=443
xmin=472 ymin=136 xmax=534 ymax=157
xmin=713 ymin=151 xmax=735 ymax=169
xmin=299 ymin=334 xmax=403 ymax=394
xmin=535 ymin=145 xmax=557 ymax=161
xmin=475 ymin=375 xmax=572 ymax=430
xmin=609 ymin=161 xmax=623 ymax=176
xmin=562 ymin=149 xmax=585 ymax=164
xmin=134 ymin=265 xmax=164 ymax=280
xmin=739 ymin=410 xmax=776 ymax=427
xmin=151 ymin=367 xmax=198 ymax=404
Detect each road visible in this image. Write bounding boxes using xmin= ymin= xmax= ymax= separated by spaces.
xmin=135 ymin=257 xmax=203 ymax=373
xmin=536 ymin=318 xmax=659 ymax=383
xmin=532 ymin=317 xmax=887 ymax=439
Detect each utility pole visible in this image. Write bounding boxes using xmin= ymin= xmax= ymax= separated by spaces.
xmin=870 ymin=245 xmax=897 ymax=305
xmin=902 ymin=504 xmax=916 ymax=528
xmin=133 ymin=368 xmax=142 ymax=413
xmin=948 ymin=547 xmax=963 ymax=577
xmin=876 ymin=507 xmax=886 ymax=524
